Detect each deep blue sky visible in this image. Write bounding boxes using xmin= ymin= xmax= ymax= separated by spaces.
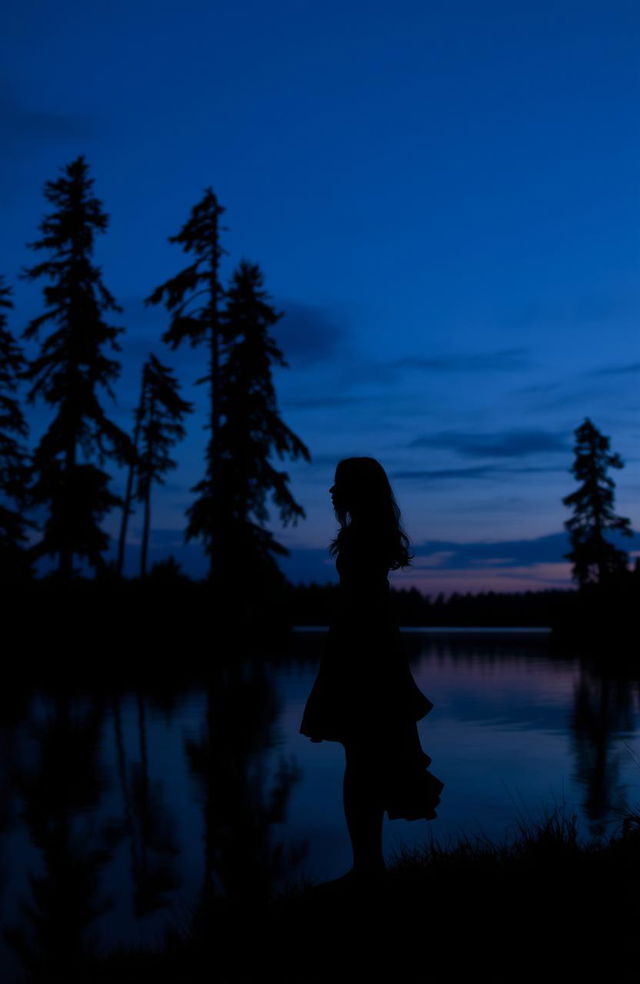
xmin=3 ymin=0 xmax=640 ymax=591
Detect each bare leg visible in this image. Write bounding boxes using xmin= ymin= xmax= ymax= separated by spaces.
xmin=342 ymin=739 xmax=386 ymax=876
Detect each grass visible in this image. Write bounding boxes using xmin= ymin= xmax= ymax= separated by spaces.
xmin=34 ymin=806 xmax=640 ymax=984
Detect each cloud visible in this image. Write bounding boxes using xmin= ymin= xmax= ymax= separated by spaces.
xmin=392 ymin=348 xmax=531 ymax=372
xmin=392 ymin=466 xmax=497 ymax=480
xmin=420 ymin=550 xmax=456 ymax=567
xmin=590 ymin=362 xmax=640 ymax=376
xmin=118 ymin=295 xmax=347 ymax=380
xmin=117 ymin=296 xmax=191 ymax=362
xmin=271 ymin=300 xmax=347 ymax=368
xmin=282 ymin=394 xmax=368 ymax=410
xmin=504 ymin=465 xmax=569 ymax=474
xmin=408 ymin=429 xmax=571 ymax=458
xmin=324 ymin=348 xmax=534 ymax=392
xmin=412 ymin=530 xmax=640 ymax=570
xmin=522 ymin=387 xmax=612 ymax=412
xmin=391 ymin=462 xmax=569 ymax=484
xmin=46 ymin=527 xmax=635 ymax=588
xmin=0 ymin=78 xmax=93 ymax=155
xmin=277 ymin=528 xmax=640 ymax=586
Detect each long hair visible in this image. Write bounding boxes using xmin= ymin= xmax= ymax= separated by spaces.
xmin=328 ymin=456 xmax=413 ymax=570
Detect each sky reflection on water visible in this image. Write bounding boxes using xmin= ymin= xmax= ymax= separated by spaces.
xmin=2 ymin=630 xmax=640 ymax=981
xmin=284 ymin=630 xmax=640 ymax=880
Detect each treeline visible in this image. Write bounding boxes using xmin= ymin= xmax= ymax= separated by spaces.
xmin=1 ymin=155 xmax=309 ymax=591
xmin=286 ymin=582 xmax=579 ymax=627
xmin=288 ymin=575 xmax=640 ymax=639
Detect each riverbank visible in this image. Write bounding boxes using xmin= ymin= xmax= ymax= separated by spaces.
xmin=80 ymin=807 xmax=638 ymax=984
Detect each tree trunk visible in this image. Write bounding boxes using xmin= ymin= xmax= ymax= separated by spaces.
xmin=59 ymin=423 xmax=76 ymax=580
xmin=209 ymin=206 xmax=221 ymax=586
xmin=140 ymin=392 xmax=154 ymax=579
xmin=117 ymin=365 xmax=145 ymax=576
xmin=140 ymin=475 xmax=151 ymax=579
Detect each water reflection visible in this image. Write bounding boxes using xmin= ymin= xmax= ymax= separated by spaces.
xmin=2 ymin=654 xmax=308 ymax=982
xmin=183 ymin=661 xmax=307 ymax=916
xmin=570 ymin=664 xmax=639 ymax=836
xmin=6 ymin=693 xmax=123 ymax=979
xmin=282 ymin=629 xmax=640 ymax=878
xmin=1 ymin=631 xmax=639 ymax=981
xmin=112 ymin=692 xmax=180 ymax=918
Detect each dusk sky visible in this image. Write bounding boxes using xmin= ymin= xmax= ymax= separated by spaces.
xmin=3 ymin=0 xmax=640 ymax=593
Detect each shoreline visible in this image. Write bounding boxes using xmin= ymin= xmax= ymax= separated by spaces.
xmin=79 ymin=805 xmax=639 ymax=983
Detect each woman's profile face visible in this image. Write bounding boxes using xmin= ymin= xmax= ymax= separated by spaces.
xmin=329 ymin=471 xmax=349 ymax=511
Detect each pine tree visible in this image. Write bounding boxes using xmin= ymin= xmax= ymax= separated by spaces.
xmin=115 ymin=362 xmax=145 ymax=576
xmin=0 ymin=276 xmax=37 ymax=582
xmin=19 ymin=155 xmax=136 ymax=579
xmin=144 ymin=188 xmax=226 ymax=583
xmin=134 ymin=354 xmax=193 ymax=578
xmin=116 ymin=354 xmax=192 ymax=577
xmin=562 ymin=418 xmax=633 ymax=587
xmin=216 ymin=260 xmax=311 ymax=587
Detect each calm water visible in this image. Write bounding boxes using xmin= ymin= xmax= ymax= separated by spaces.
xmin=2 ymin=628 xmax=640 ymax=980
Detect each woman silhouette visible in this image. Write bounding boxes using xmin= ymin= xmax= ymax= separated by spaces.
xmin=300 ymin=457 xmax=443 ymax=888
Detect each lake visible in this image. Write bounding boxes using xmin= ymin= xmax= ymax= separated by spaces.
xmin=2 ymin=627 xmax=639 ymax=980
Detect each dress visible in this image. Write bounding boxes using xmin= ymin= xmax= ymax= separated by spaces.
xmin=299 ymin=528 xmax=444 ymax=821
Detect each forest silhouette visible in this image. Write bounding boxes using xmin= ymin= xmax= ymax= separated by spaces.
xmin=2 ymin=156 xmax=309 ymax=600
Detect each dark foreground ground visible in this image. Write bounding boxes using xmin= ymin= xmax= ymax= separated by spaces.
xmin=32 ymin=809 xmax=637 ymax=984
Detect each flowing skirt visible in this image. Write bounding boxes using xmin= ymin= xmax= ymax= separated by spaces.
xmin=300 ymin=617 xmax=444 ymax=821
xmin=339 ymin=717 xmax=444 ymax=821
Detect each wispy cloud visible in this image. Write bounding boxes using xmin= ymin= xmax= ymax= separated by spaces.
xmin=393 ymin=348 xmax=531 ymax=372
xmin=412 ymin=530 xmax=640 ymax=569
xmin=408 ymin=429 xmax=571 ymax=458
xmin=589 ymin=362 xmax=640 ymax=376
xmin=272 ymin=300 xmax=347 ymax=368
xmin=391 ymin=563 xmax=574 ymax=593
xmin=392 ymin=466 xmax=496 ymax=480
xmin=392 ymin=462 xmax=568 ymax=482
xmin=282 ymin=394 xmax=369 ymax=410
xmin=277 ymin=530 xmax=639 ymax=587
xmin=0 ymin=78 xmax=93 ymax=155
xmin=120 ymin=295 xmax=349 ymax=378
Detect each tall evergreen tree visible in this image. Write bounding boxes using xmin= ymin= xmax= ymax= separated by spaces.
xmin=144 ymin=188 xmax=226 ymax=583
xmin=19 ymin=155 xmax=136 ymax=579
xmin=116 ymin=354 xmax=192 ymax=577
xmin=216 ymin=260 xmax=311 ymax=586
xmin=0 ymin=277 xmax=36 ymax=582
xmin=115 ymin=362 xmax=145 ymax=577
xmin=562 ymin=417 xmax=632 ymax=587
xmin=135 ymin=354 xmax=192 ymax=578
